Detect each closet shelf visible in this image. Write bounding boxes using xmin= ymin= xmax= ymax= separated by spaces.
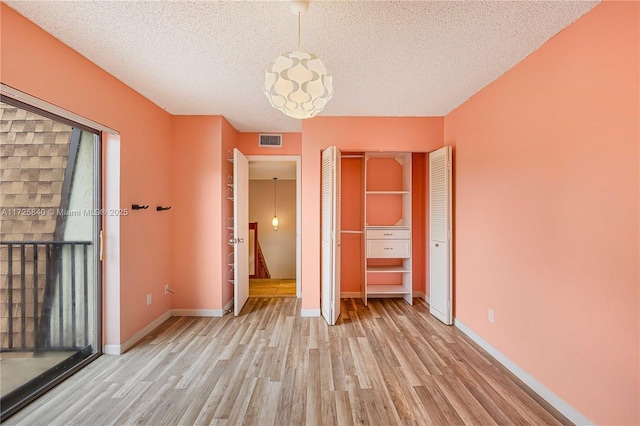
xmin=366 ymin=284 xmax=411 ymax=294
xmin=366 ymin=265 xmax=410 ymax=273
xmin=365 ymin=190 xmax=410 ymax=195
xmin=365 ymin=225 xmax=410 ymax=229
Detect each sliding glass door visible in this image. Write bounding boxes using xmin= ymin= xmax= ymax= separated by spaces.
xmin=0 ymin=99 xmax=101 ymax=420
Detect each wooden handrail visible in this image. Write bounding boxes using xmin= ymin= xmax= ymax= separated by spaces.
xmin=256 ymin=241 xmax=270 ymax=279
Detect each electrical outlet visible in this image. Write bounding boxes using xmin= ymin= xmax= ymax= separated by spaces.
xmin=146 ymin=293 xmax=152 ymax=306
xmin=164 ymin=284 xmax=169 ymax=295
xmin=488 ymin=309 xmax=495 ymax=323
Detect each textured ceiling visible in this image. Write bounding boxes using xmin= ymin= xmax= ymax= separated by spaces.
xmin=6 ymin=1 xmax=598 ymax=133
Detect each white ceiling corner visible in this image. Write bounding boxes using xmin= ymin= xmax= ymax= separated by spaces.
xmin=5 ymin=0 xmax=599 ymax=133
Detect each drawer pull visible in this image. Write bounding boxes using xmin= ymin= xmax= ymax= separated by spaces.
xmin=383 ymin=247 xmax=392 ymax=250
xmin=383 ymin=233 xmax=392 ymax=236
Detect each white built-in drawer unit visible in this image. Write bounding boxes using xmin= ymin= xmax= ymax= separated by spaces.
xmin=366 ymin=228 xmax=411 ymax=258
xmin=366 ymin=239 xmax=411 ymax=258
xmin=366 ymin=229 xmax=411 ymax=240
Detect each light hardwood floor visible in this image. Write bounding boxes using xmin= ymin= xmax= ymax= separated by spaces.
xmin=249 ymin=279 xmax=296 ymax=298
xmin=6 ymin=297 xmax=569 ymax=425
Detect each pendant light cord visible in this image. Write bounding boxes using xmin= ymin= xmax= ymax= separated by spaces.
xmin=297 ymin=12 xmax=301 ymax=51
xmin=274 ymin=178 xmax=278 ymax=216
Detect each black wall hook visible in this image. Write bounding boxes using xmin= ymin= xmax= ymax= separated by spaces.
xmin=131 ymin=204 xmax=149 ymax=210
xmin=156 ymin=206 xmax=171 ymax=211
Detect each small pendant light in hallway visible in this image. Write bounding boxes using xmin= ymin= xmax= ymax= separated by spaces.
xmin=272 ymin=177 xmax=279 ymax=231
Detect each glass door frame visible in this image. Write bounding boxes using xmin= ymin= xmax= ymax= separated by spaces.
xmin=0 ymin=95 xmax=103 ymax=421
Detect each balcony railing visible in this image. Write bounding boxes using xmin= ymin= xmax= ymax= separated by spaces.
xmin=1 ymin=241 xmax=93 ymax=353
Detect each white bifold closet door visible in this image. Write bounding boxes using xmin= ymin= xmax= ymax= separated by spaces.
xmin=321 ymin=146 xmax=341 ymax=325
xmin=429 ymin=146 xmax=453 ymax=325
xmin=233 ymin=148 xmax=249 ymax=316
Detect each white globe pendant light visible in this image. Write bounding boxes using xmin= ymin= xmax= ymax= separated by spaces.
xmin=264 ymin=1 xmax=333 ymax=119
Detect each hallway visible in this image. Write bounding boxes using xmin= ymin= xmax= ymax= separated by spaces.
xmin=249 ymin=279 xmax=296 ymax=298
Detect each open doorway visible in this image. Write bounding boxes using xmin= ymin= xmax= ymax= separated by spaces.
xmin=247 ymin=157 xmax=300 ymax=298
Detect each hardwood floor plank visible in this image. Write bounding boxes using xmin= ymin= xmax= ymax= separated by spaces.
xmin=331 ymin=352 xmax=348 ymax=392
xmin=452 ymin=361 xmax=530 ymax=426
xmin=219 ymin=377 xmax=257 ymax=426
xmin=361 ymin=388 xmax=402 ymax=426
xmin=345 ymin=374 xmax=371 ymax=426
xmin=113 ymin=376 xmax=180 ymax=425
xmin=375 ymin=365 xmax=417 ymax=423
xmin=333 ymin=390 xmax=355 ymax=426
xmin=273 ymin=367 xmax=296 ymax=425
xmin=212 ymin=341 xmax=267 ymax=420
xmin=415 ymin=378 xmax=466 ymax=425
xmin=102 ymin=383 xmax=153 ymax=425
xmin=433 ymin=374 xmax=498 ymax=425
xmin=321 ymin=390 xmax=338 ymax=426
xmin=412 ymin=384 xmax=452 ymax=425
xmin=289 ymin=364 xmax=308 ymax=425
xmin=239 ymin=376 xmax=271 ymax=426
xmin=284 ymin=313 xmax=303 ymax=370
xmin=319 ymin=343 xmax=335 ymax=392
xmin=305 ymin=347 xmax=322 ymax=425
xmin=6 ymin=297 xmax=571 ymax=426
xmin=348 ymin=337 xmax=374 ymax=389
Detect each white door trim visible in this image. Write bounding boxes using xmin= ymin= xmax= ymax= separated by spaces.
xmin=429 ymin=146 xmax=453 ymax=325
xmin=246 ymin=155 xmax=302 ymax=298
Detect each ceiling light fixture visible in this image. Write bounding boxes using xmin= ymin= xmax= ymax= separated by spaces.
xmin=264 ymin=0 xmax=333 ymax=119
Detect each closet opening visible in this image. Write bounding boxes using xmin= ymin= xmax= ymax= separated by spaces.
xmin=322 ymin=148 xmax=452 ymax=326
xmin=247 ymin=156 xmax=300 ymax=298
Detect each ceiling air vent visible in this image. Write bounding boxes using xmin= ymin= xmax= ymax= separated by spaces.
xmin=259 ymin=134 xmax=282 ymax=148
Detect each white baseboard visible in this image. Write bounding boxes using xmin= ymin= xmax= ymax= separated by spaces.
xmin=301 ymin=309 xmax=320 ymax=317
xmin=103 ymin=344 xmax=121 ymax=355
xmin=171 ymin=308 xmax=224 ymax=317
xmin=106 ymin=306 xmax=229 ymax=355
xmin=454 ymin=319 xmax=593 ymax=426
xmin=104 ymin=310 xmax=172 ymax=355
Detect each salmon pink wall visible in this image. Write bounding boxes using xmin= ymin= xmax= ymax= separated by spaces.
xmin=445 ymin=2 xmax=639 ymax=424
xmin=411 ymin=153 xmax=427 ymax=296
xmin=172 ymin=116 xmax=225 ymax=311
xmin=236 ymin=132 xmax=301 ymax=156
xmin=340 ymin=157 xmax=364 ymax=294
xmin=1 ymin=4 xmax=174 ymax=345
xmin=172 ymin=116 xmax=238 ymax=311
xmin=301 ymin=117 xmax=443 ymax=311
